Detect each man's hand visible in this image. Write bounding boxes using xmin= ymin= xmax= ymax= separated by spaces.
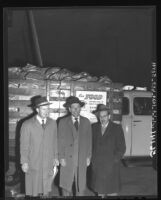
xmin=87 ymin=158 xmax=90 ymax=166
xmin=53 ymin=159 xmax=59 ymax=166
xmin=60 ymin=159 xmax=66 ymax=167
xmin=21 ymin=163 xmax=29 ymax=173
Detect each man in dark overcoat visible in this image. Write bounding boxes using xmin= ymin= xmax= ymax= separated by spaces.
xmin=58 ymin=96 xmax=92 ymax=196
xmin=20 ymin=96 xmax=59 ymax=197
xmin=90 ymin=104 xmax=126 ymax=197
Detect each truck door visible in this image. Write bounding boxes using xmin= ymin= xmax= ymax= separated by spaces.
xmin=131 ymin=96 xmax=152 ymax=156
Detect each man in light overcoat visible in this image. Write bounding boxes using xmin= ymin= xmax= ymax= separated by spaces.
xmin=20 ymin=96 xmax=59 ymax=197
xmin=58 ymin=96 xmax=92 ymax=196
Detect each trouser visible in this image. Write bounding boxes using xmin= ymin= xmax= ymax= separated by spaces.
xmin=62 ymin=188 xmax=85 ymax=196
xmin=62 ymin=176 xmax=85 ymax=196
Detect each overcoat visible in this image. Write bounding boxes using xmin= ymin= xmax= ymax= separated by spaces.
xmin=58 ymin=115 xmax=92 ymax=193
xmin=90 ymin=120 xmax=126 ymax=194
xmin=20 ymin=116 xmax=58 ymax=196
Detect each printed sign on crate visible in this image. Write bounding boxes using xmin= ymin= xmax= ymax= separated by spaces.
xmin=76 ymin=91 xmax=107 ymax=123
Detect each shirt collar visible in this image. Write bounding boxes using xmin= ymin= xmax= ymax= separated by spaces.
xmin=71 ymin=115 xmax=80 ymax=123
xmin=101 ymin=121 xmax=109 ymax=128
xmin=36 ymin=115 xmax=47 ymax=124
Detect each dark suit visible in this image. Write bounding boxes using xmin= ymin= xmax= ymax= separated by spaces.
xmin=58 ymin=115 xmax=92 ymax=195
xmin=90 ymin=120 xmax=126 ymax=194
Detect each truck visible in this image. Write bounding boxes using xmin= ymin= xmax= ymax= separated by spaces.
xmin=121 ymin=86 xmax=153 ymax=166
xmin=6 ymin=65 xmax=153 ymax=186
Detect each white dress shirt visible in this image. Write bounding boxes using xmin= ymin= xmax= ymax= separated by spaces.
xmin=71 ymin=115 xmax=80 ymax=124
xmin=36 ymin=115 xmax=47 ymax=124
xmin=101 ymin=122 xmax=109 ymax=136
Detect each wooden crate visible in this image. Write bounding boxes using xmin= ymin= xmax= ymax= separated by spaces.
xmin=8 ymin=65 xmax=123 ymax=161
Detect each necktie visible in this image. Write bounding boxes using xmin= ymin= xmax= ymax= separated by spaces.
xmin=74 ymin=118 xmax=79 ymax=131
xmin=101 ymin=125 xmax=106 ymax=136
xmin=42 ymin=119 xmax=45 ymax=129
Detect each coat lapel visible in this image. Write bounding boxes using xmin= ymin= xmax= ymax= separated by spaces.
xmin=33 ymin=116 xmax=42 ymax=129
xmin=97 ymin=123 xmax=102 ymax=137
xmin=32 ymin=116 xmax=44 ymax=137
xmin=99 ymin=120 xmax=112 ymax=138
xmin=79 ymin=116 xmax=85 ymax=138
xmin=79 ymin=116 xmax=84 ymax=131
xmin=103 ymin=120 xmax=112 ymax=137
xmin=67 ymin=115 xmax=86 ymax=140
xmin=45 ymin=117 xmax=50 ymax=128
xmin=33 ymin=116 xmax=52 ymax=135
xmin=67 ymin=116 xmax=77 ymax=140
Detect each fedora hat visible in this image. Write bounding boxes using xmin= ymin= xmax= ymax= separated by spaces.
xmin=63 ymin=96 xmax=85 ymax=108
xmin=28 ymin=95 xmax=52 ymax=108
xmin=93 ymin=104 xmax=110 ymax=115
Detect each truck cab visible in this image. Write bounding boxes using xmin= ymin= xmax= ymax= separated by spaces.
xmin=121 ymin=87 xmax=152 ymax=158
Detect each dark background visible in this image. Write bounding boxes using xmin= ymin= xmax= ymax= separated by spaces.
xmin=5 ymin=6 xmax=156 ymax=89
xmin=2 ymin=6 xmax=158 ymax=197
xmin=4 ymin=7 xmax=157 ymax=174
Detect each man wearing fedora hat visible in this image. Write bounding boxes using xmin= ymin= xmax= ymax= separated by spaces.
xmin=58 ymin=96 xmax=92 ymax=196
xmin=20 ymin=96 xmax=59 ymax=197
xmin=90 ymin=104 xmax=126 ymax=197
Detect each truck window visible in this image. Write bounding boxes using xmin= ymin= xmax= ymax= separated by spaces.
xmin=122 ymin=97 xmax=129 ymax=115
xmin=133 ymin=97 xmax=152 ymax=115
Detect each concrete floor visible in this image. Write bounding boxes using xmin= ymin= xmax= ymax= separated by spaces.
xmin=119 ymin=165 xmax=157 ymax=196
xmin=5 ymin=163 xmax=157 ymax=197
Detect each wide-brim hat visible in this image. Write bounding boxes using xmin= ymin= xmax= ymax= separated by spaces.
xmin=28 ymin=95 xmax=52 ymax=108
xmin=93 ymin=104 xmax=110 ymax=115
xmin=63 ymin=96 xmax=85 ymax=108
